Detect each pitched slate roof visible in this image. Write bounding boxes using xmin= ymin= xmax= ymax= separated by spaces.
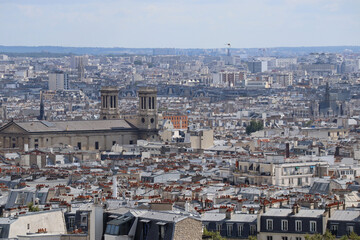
xmin=201 ymin=212 xmax=257 ymax=222
xmin=262 ymin=209 xmax=325 ymax=218
xmin=330 ymin=210 xmax=360 ymax=221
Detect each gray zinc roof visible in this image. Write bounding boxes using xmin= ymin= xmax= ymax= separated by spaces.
xmin=10 ymin=119 xmax=136 ymax=133
xmin=330 ymin=210 xmax=360 ymax=221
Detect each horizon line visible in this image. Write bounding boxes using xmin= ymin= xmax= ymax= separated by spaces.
xmin=1 ymin=45 xmax=360 ymax=50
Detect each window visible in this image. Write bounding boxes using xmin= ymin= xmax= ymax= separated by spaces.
xmin=113 ymin=225 xmax=120 ymax=235
xmin=112 ymin=141 xmax=116 ymax=146
xmin=34 ymin=144 xmax=38 ymax=149
xmin=216 ymin=224 xmax=222 ymax=232
xmin=95 ymin=141 xmax=99 ymax=150
xmin=281 ymin=220 xmax=288 ymax=231
xmin=346 ymin=225 xmax=354 ymax=235
xmin=77 ymin=142 xmax=82 ymax=150
xmin=129 ymin=140 xmax=133 ymax=145
xmin=15 ymin=193 xmax=27 ymax=205
xmin=298 ymin=177 xmax=302 ymax=186
xmin=227 ymin=224 xmax=233 ymax=236
xmin=159 ymin=225 xmax=166 ymax=240
xmin=80 ymin=214 xmax=87 ymax=226
xmin=310 ymin=221 xmax=317 ymax=232
xmin=296 ymin=238 xmax=302 ymax=240
xmin=295 ymin=220 xmax=302 ymax=232
xmin=68 ymin=216 xmax=75 ymax=229
xmin=250 ymin=225 xmax=256 ymax=235
xmin=238 ymin=224 xmax=243 ymax=236
xmin=143 ymin=222 xmax=150 ymax=239
xmin=267 ymin=236 xmax=273 ymax=240
xmin=34 ymin=139 xmax=38 ymax=142
xmin=202 ymin=222 xmax=209 ymax=231
xmin=27 ymin=224 xmax=30 ymax=230
xmin=330 ymin=224 xmax=338 ymax=235
xmin=282 ymin=237 xmax=288 ymax=240
xmin=266 ymin=219 xmax=273 ymax=231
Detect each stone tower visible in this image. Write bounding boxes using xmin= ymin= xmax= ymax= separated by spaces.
xmin=100 ymin=87 xmax=120 ymax=120
xmin=138 ymin=87 xmax=158 ymax=139
xmin=38 ymin=91 xmax=45 ymax=121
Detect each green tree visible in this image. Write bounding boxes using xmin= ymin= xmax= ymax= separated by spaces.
xmin=304 ymin=231 xmax=337 ymax=240
xmin=340 ymin=236 xmax=349 ymax=240
xmin=203 ymin=228 xmax=227 ymax=240
xmin=305 ymin=234 xmax=323 ymax=240
xmin=323 ymin=230 xmax=336 ymax=240
xmin=249 ymin=236 xmax=257 ymax=240
xmin=304 ymin=120 xmax=313 ymax=127
xmin=246 ymin=120 xmax=264 ymax=135
xmin=349 ymin=232 xmax=360 ymax=240
xmin=27 ymin=202 xmax=40 ymax=212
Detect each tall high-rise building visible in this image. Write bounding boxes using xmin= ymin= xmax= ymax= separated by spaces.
xmin=71 ymin=56 xmax=88 ymax=81
xmin=48 ymin=71 xmax=69 ymax=91
xmin=70 ymin=55 xmax=88 ymax=69
xmin=247 ymin=60 xmax=268 ymax=73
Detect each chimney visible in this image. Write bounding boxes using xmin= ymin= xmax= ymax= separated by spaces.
xmin=310 ymin=202 xmax=314 ymax=210
xmin=325 ymin=205 xmax=331 ymax=218
xmin=285 ymin=143 xmax=290 ymax=158
xmin=67 ymin=204 xmax=71 ymax=213
xmin=292 ymin=204 xmax=299 ymax=215
xmin=262 ymin=204 xmax=268 ymax=213
xmin=219 ymin=206 xmax=227 ymax=213
xmin=237 ymin=200 xmax=243 ymax=210
xmin=242 ymin=206 xmax=247 ymax=213
xmin=334 ymin=146 xmax=340 ymax=157
xmin=226 ymin=208 xmax=234 ymax=219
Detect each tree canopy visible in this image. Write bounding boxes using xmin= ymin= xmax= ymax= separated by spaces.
xmin=246 ymin=120 xmax=264 ymax=135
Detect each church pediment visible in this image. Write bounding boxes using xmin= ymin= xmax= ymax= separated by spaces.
xmin=0 ymin=122 xmax=28 ymax=134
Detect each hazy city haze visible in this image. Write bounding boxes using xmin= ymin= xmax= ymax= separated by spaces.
xmin=1 ymin=0 xmax=359 ymax=48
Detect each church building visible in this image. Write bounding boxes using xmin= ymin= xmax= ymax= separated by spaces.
xmin=0 ymin=86 xmax=158 ymax=152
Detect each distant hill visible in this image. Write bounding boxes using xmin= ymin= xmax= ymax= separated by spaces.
xmin=0 ymin=45 xmax=359 ymax=57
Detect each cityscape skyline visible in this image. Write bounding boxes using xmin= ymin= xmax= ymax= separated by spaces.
xmin=1 ymin=0 xmax=359 ymax=48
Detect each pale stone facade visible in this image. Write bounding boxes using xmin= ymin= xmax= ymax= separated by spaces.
xmin=0 ymin=87 xmax=159 ymax=151
xmin=173 ymin=217 xmax=203 ymax=240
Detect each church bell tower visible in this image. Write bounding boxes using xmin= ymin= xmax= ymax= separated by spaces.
xmin=100 ymin=87 xmax=120 ymax=120
xmin=138 ymin=87 xmax=158 ymax=131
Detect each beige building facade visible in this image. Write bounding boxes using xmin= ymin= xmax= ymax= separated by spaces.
xmin=0 ymin=87 xmax=159 ymax=152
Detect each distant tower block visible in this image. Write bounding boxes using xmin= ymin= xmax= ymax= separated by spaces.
xmin=100 ymin=87 xmax=120 ymax=120
xmin=138 ymin=87 xmax=158 ymax=130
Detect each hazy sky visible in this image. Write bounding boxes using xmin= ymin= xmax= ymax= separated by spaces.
xmin=1 ymin=0 xmax=359 ymax=48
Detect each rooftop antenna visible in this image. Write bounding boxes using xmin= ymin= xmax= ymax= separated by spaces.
xmin=225 ymin=43 xmax=231 ymax=56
